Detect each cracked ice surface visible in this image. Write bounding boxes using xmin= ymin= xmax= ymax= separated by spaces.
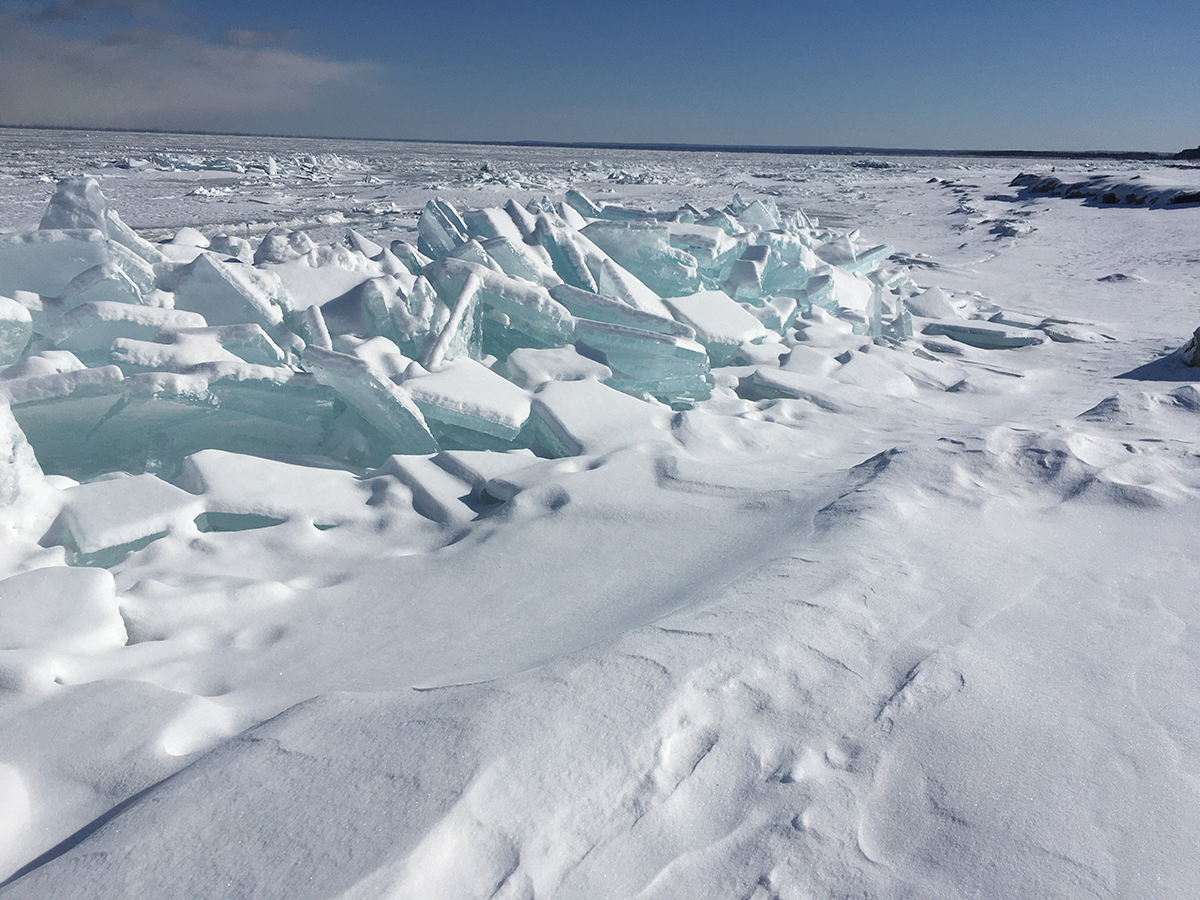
xmin=1 ymin=133 xmax=1200 ymax=898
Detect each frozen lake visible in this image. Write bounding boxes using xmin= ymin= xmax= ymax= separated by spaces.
xmin=1 ymin=128 xmax=1199 ymax=899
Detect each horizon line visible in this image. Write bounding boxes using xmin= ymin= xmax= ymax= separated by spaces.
xmin=0 ymin=123 xmax=1187 ymax=162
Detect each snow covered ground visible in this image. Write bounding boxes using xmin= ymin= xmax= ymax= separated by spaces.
xmin=2 ymin=129 xmax=1199 ymax=899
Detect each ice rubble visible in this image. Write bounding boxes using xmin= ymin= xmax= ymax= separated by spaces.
xmin=0 ymin=176 xmax=1057 ymax=563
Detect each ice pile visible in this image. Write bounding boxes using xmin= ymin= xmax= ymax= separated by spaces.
xmin=1 ymin=178 xmax=1045 ymax=528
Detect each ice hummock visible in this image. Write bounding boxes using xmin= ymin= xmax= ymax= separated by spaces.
xmin=0 ymin=175 xmax=1048 ymax=515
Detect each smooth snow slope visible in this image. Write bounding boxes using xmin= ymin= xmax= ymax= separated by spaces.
xmin=2 ymin=133 xmax=1200 ymax=899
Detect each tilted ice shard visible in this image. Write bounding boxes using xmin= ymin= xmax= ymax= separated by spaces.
xmin=534 ymin=214 xmax=601 ymax=291
xmin=582 ymin=220 xmax=700 ymax=299
xmin=549 ymin=283 xmax=693 ymax=337
xmin=0 ymin=230 xmax=117 ymax=298
xmin=564 ymin=188 xmax=604 ymax=219
xmin=905 ymin=286 xmax=958 ymax=319
xmin=417 ymin=199 xmax=470 ymax=259
xmin=321 ymin=274 xmax=448 ymax=359
xmin=571 ymin=317 xmax=711 ymax=407
xmin=302 ymin=346 xmax=438 ymax=456
xmin=170 ymin=253 xmax=285 ymax=330
xmin=423 ymin=257 xmax=573 ymax=359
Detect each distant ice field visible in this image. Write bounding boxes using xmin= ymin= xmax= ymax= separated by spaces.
xmin=1 ymin=128 xmax=1199 ymax=899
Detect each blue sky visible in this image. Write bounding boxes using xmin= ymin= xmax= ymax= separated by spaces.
xmin=0 ymin=0 xmax=1196 ymax=151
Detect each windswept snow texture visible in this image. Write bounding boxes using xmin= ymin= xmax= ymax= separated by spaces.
xmin=2 ymin=130 xmax=1200 ymax=899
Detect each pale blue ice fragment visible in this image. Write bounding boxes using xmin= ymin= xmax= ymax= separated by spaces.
xmin=697 ymin=209 xmax=743 ymax=235
xmin=417 ymin=199 xmax=469 ymax=259
xmin=286 ymin=304 xmax=333 ymax=350
xmin=78 ymin=366 xmax=337 ymax=477
xmin=920 ymin=320 xmax=1046 ymax=349
xmin=533 ymin=214 xmax=599 ymax=291
xmin=741 ymin=296 xmax=799 ymax=335
xmin=572 ymin=318 xmax=710 ymax=407
xmin=794 ymin=273 xmax=836 ymax=313
xmin=666 ymin=222 xmax=739 ymax=273
xmin=581 ymin=220 xmax=699 ymax=299
xmin=302 ymin=346 xmax=438 ymax=455
xmin=1 ymin=365 xmax=121 ymax=477
xmin=504 ymin=199 xmax=538 ymax=241
xmin=462 ymin=207 xmax=522 ymax=243
xmin=886 ymin=308 xmax=914 ymax=340
xmin=815 ymin=235 xmax=857 ymax=267
xmin=549 ymin=283 xmax=691 ymax=336
xmin=528 ymin=379 xmax=674 ymax=458
xmin=564 ymin=189 xmax=603 ymax=219
xmin=58 ymin=256 xmax=156 ymax=309
xmin=155 ymin=325 xmax=288 ymax=367
xmin=0 ymin=230 xmax=117 ymax=299
xmin=500 ymin=345 xmax=612 ymax=390
xmin=424 ymin=257 xmax=574 ymax=359
xmin=726 ymin=194 xmax=750 ymax=217
xmin=737 ymin=198 xmax=781 ymax=230
xmin=367 ymin=455 xmax=475 ymax=526
xmin=253 ymin=227 xmax=315 ymax=265
xmin=663 ymin=291 xmax=769 ymax=367
xmin=594 ymin=203 xmax=656 ymax=221
xmin=420 ymin=270 xmax=481 ymax=370
xmin=40 ymin=177 xmax=109 ymax=232
xmin=208 ymin=233 xmax=253 ymax=264
xmin=478 ymin=237 xmax=562 ymax=287
xmin=46 ymin=472 xmax=205 ymax=567
xmin=724 ymin=244 xmax=774 ymax=300
xmin=844 ymin=244 xmax=893 ymax=275
xmin=445 ymin=239 xmax=503 ymax=271
xmin=169 ymin=253 xmax=286 ymax=331
xmin=389 ymin=240 xmax=433 ymax=275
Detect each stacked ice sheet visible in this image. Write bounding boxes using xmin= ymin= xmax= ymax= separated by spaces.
xmin=1 ymin=177 xmax=1050 ymax=491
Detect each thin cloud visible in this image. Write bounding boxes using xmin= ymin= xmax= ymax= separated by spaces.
xmin=29 ymin=0 xmax=160 ymax=22
xmin=0 ymin=14 xmax=383 ymax=133
xmin=222 ymin=28 xmax=301 ymax=48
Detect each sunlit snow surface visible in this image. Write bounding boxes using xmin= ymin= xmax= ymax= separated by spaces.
xmin=2 ymin=129 xmax=1200 ymax=899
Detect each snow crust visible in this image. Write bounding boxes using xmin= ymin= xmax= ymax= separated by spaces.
xmin=1 ymin=132 xmax=1199 ymax=898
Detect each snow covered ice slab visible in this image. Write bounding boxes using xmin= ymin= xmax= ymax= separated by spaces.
xmin=176 ymin=449 xmax=371 ymax=528
xmin=423 ymin=256 xmax=574 ymax=355
xmin=170 ymin=253 xmax=291 ymax=340
xmin=921 ymin=319 xmax=1046 ymax=349
xmin=368 ymin=454 xmax=475 ymax=526
xmin=663 ymin=290 xmax=769 ymax=366
xmin=529 ymin=379 xmax=674 ymax=457
xmin=0 ymin=566 xmax=125 ymax=654
xmin=46 ymin=473 xmax=204 ymax=565
xmin=402 ymin=357 xmax=532 ymax=448
xmin=43 ymin=303 xmax=206 ymax=362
